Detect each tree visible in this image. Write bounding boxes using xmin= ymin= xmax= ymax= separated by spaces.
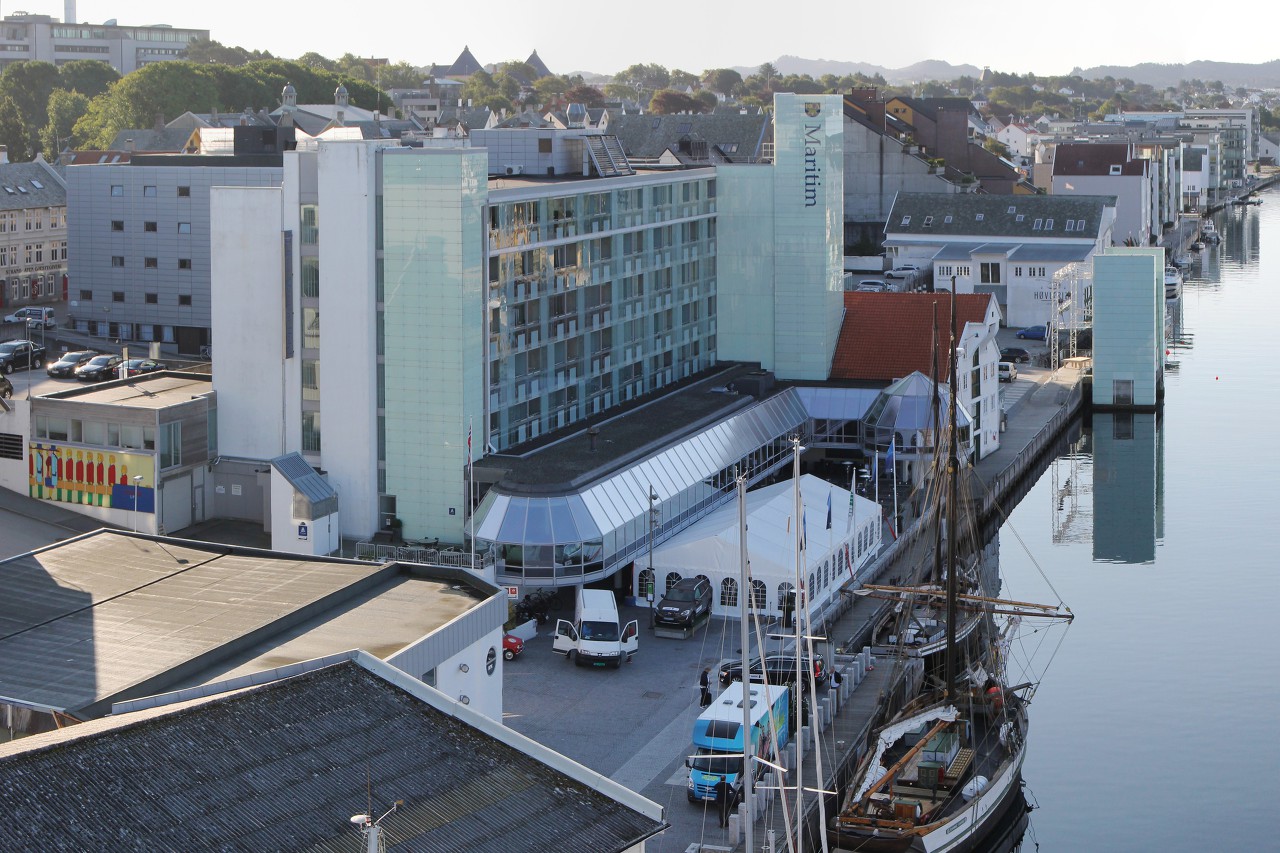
xmin=669 ymin=69 xmax=698 ymax=90
xmin=758 ymin=62 xmax=778 ymax=84
xmin=0 ymin=96 xmax=29 ymax=162
xmin=694 ymin=90 xmax=718 ymax=111
xmin=564 ymin=85 xmax=605 ymax=108
xmin=703 ymin=68 xmax=742 ymax=98
xmin=57 ymin=60 xmax=119 ymax=100
xmin=375 ymin=62 xmax=424 ymax=91
xmin=72 ymin=62 xmax=219 ymax=148
xmin=182 ymin=37 xmax=270 ymax=66
xmin=606 ymin=63 xmax=669 ymax=103
xmin=40 ymin=89 xmax=89 ymax=154
xmin=648 ymin=89 xmax=706 ymax=114
xmin=296 ymin=52 xmax=337 ymax=72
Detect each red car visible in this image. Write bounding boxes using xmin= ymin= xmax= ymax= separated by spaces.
xmin=503 ymin=633 xmax=524 ymax=661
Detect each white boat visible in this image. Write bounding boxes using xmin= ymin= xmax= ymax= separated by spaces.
xmin=1201 ymin=221 xmax=1221 ymax=244
xmin=1165 ymin=266 xmax=1183 ymax=300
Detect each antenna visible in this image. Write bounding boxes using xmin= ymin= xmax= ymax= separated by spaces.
xmin=349 ymin=769 xmax=403 ymax=853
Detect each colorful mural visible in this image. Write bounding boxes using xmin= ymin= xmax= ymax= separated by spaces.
xmin=28 ymin=443 xmax=156 ymax=512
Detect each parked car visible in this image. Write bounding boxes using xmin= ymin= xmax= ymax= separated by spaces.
xmin=653 ymin=576 xmax=713 ymax=628
xmin=1000 ymin=347 xmax=1031 ymax=364
xmin=719 ymin=653 xmax=828 ymax=687
xmin=75 ymin=354 xmax=124 ymax=382
xmin=855 ymin=279 xmax=889 ymax=293
xmin=502 ymin=633 xmax=524 ymax=661
xmin=122 ymin=358 xmax=166 ymax=377
xmin=0 ymin=373 xmax=11 ymax=399
xmin=3 ymin=306 xmax=55 ymax=329
xmin=999 ymin=361 xmax=1018 ymax=383
xmin=47 ymin=350 xmax=98 ymax=378
xmin=885 ymin=263 xmax=921 ymax=279
xmin=0 ymin=339 xmax=45 ymax=374
xmin=1016 ymin=325 xmax=1047 ymax=340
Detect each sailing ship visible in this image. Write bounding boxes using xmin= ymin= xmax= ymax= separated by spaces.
xmin=827 ymin=297 xmax=1073 ymax=853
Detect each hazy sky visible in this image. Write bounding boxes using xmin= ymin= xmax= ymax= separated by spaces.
xmin=60 ymin=0 xmax=1279 ymax=79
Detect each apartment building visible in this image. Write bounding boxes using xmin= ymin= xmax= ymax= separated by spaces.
xmin=0 ymin=12 xmax=207 ymax=73
xmin=0 ymin=158 xmax=67 ymax=314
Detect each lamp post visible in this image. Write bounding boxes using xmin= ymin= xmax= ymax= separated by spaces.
xmin=647 ymin=485 xmax=658 ymax=625
xmin=131 ymin=474 xmax=143 ymax=532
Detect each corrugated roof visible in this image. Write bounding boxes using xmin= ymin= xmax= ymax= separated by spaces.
xmin=885 ymin=192 xmax=1115 ymax=239
xmin=272 ymin=451 xmax=338 ymax=519
xmin=0 ymin=660 xmax=666 ymax=852
xmin=0 ymin=531 xmax=390 ymax=714
xmin=830 ymin=292 xmax=995 ymax=382
xmin=107 ymin=127 xmax=198 ymax=153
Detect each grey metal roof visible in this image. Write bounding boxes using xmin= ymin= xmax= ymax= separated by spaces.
xmin=0 ymin=160 xmax=65 ymax=211
xmin=1008 ymin=244 xmax=1092 ymax=262
xmin=271 ymin=451 xmax=339 ymax=519
xmin=793 ymin=385 xmax=881 ymax=422
xmin=0 ymin=659 xmax=666 ymax=852
xmin=610 ymin=112 xmax=771 ymax=162
xmin=107 ymin=127 xmax=196 ymax=153
xmin=0 ymin=531 xmax=391 ymax=715
xmin=886 ymin=192 xmax=1115 ymax=239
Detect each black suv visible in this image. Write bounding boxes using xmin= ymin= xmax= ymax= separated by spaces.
xmin=654 ymin=576 xmax=712 ymax=628
xmin=1000 ymin=347 xmax=1031 ymax=364
xmin=719 ymin=653 xmax=828 ymax=687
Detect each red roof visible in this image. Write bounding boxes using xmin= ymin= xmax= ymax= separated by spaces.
xmin=830 ymin=292 xmax=994 ymax=382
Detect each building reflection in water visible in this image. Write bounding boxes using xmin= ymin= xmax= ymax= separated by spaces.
xmin=1091 ymin=412 xmax=1163 ymax=564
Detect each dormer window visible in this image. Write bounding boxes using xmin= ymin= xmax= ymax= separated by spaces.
xmin=901 ymin=215 xmax=911 ymax=226
xmin=923 ymin=215 xmax=934 ymax=227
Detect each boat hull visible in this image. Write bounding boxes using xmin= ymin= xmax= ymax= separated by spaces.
xmin=830 ymin=716 xmax=1028 ymax=853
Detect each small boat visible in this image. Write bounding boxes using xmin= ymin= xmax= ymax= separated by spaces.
xmin=1164 ymin=266 xmax=1182 ymax=300
xmin=1189 ymin=241 xmax=1204 ymax=252
xmin=1201 ymin=221 xmax=1221 ymax=244
xmin=1170 ymin=254 xmax=1191 ymax=269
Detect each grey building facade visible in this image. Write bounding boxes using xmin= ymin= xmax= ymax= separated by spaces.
xmin=67 ymin=153 xmax=282 ymax=354
xmin=0 ymin=13 xmax=207 ymax=74
xmin=0 ymin=158 xmax=67 ymax=314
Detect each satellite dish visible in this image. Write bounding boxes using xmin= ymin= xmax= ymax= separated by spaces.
xmin=349 ymin=814 xmax=370 ymax=826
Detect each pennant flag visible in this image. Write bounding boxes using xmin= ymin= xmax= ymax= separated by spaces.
xmin=886 ymin=436 xmax=895 ymax=473
xmin=826 ymin=490 xmax=832 ymax=530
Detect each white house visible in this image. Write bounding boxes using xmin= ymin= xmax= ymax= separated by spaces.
xmin=1051 ymin=142 xmax=1154 ymax=247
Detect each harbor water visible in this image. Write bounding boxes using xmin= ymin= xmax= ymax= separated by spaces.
xmin=999 ymin=190 xmax=1279 ymax=850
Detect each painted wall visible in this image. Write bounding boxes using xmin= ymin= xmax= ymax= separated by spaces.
xmin=772 ymin=94 xmax=845 ymax=380
xmin=1092 ymin=249 xmax=1163 ymax=407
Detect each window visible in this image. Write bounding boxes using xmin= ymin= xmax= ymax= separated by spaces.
xmin=111 ymin=255 xmax=125 ymax=267
xmin=1007 ymin=206 xmax=1016 ymax=214
xmin=144 ymin=257 xmax=157 ymax=268
xmin=1076 ymin=219 xmax=1086 ymax=230
xmin=143 ymin=185 xmax=157 ymax=197
xmin=178 ymin=294 xmax=192 ymax=306
xmin=637 ymin=568 xmax=655 ymax=599
xmin=1109 ymin=164 xmax=1122 ymax=175
xmin=538 ymin=138 xmax=552 ymax=153
xmin=1014 ymin=266 xmax=1023 ymax=277
xmin=720 ymin=577 xmax=738 ymax=608
xmin=159 ymin=421 xmax=182 ymax=469
xmin=177 ymin=222 xmax=191 ymax=234
xmin=79 ymin=289 xmax=92 ymax=301
xmin=923 ymin=215 xmax=934 ymax=227
xmin=177 ymin=185 xmax=190 ymax=197
xmin=300 ymin=204 xmax=318 ymax=245
xmin=975 ymin=213 xmax=984 ymax=221
xmin=178 ymin=258 xmax=192 ymax=269
xmin=1033 ymin=218 xmax=1043 ymax=230
xmin=665 ymin=572 xmax=682 ymax=593
xmin=749 ymin=579 xmax=767 ymax=610
xmin=302 ymin=411 xmax=321 ymax=452
xmin=110 ymin=185 xmax=123 ymax=196
xmin=302 ymin=359 xmax=320 ymax=401
xmin=111 ymin=220 xmax=124 ymax=231
xmin=1113 ymin=379 xmax=1134 ymax=406
xmin=1044 ymin=218 xmax=1054 ymax=230
xmin=980 ymin=262 xmax=1001 ymax=284
xmin=145 ymin=292 xmax=158 ymax=304
xmin=1016 ymin=214 xmax=1025 ymax=222
xmin=301 ymin=256 xmax=319 ymax=297
xmin=112 ymin=291 xmax=124 ymax=302
xmin=1065 ymin=220 xmax=1076 ymax=232
xmin=900 ymin=215 xmax=911 ymax=225
xmin=144 ymin=221 xmax=157 ymax=232
xmin=944 ymin=215 xmax=953 ymax=223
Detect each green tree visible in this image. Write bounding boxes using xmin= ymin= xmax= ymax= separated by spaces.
xmin=296 ymin=52 xmax=337 ymax=72
xmin=73 ymin=62 xmax=219 ymax=148
xmin=40 ymin=88 xmax=89 ymax=154
xmin=564 ymin=85 xmax=605 ymax=108
xmin=703 ymin=68 xmax=742 ymax=98
xmin=606 ymin=63 xmax=669 ymax=103
xmin=376 ymin=62 xmax=423 ymax=91
xmin=182 ymin=37 xmax=260 ymax=66
xmin=669 ymin=69 xmax=698 ymax=89
xmin=758 ymin=62 xmax=778 ymax=84
xmin=648 ymin=89 xmax=706 ymax=114
xmin=0 ymin=61 xmax=60 ymax=154
xmin=57 ymin=60 xmax=119 ymax=99
xmin=0 ymin=96 xmax=29 ymax=161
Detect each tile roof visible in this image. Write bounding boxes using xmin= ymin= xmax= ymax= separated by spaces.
xmin=1052 ymin=142 xmax=1147 ymax=176
xmin=0 ymin=659 xmax=666 ymax=852
xmin=610 ymin=113 xmax=771 ymax=162
xmin=446 ymin=45 xmax=484 ymax=77
xmin=830 ymin=292 xmax=994 ymax=382
xmin=885 ymin=192 xmax=1115 ymax=239
xmin=0 ymin=160 xmax=65 ymax=210
xmin=107 ymin=127 xmax=198 ymax=153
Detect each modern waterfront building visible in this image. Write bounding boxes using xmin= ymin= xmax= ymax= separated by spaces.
xmin=0 ymin=12 xmax=207 ymax=74
xmin=1090 ymin=247 xmax=1164 ymax=410
xmin=210 ymin=95 xmax=847 ymax=585
xmin=65 ymin=127 xmax=290 ymax=354
xmin=0 ymin=157 xmax=67 ymax=315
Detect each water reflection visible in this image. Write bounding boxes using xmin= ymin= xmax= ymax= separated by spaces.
xmin=1091 ymin=412 xmax=1163 ymax=564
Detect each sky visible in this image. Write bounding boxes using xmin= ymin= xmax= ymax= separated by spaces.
xmin=52 ymin=1 xmax=1280 ymax=79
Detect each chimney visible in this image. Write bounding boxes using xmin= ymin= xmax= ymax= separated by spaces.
xmin=587 ymin=427 xmax=600 ymax=453
xmin=124 ymin=137 xmax=135 ymax=151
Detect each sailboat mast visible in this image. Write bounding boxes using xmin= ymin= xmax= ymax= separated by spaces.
xmin=737 ymin=473 xmax=755 ymax=853
xmin=931 ymin=301 xmax=942 ymax=588
xmin=792 ymin=436 xmax=805 ymax=853
xmin=944 ymin=282 xmax=960 ymax=701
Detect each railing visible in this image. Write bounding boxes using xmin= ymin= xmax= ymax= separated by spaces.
xmin=351 ymin=542 xmax=494 ymax=572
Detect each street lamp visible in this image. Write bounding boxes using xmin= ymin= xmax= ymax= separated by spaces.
xmin=647 ymin=485 xmax=659 ymax=625
xmin=131 ymin=474 xmax=143 ymax=532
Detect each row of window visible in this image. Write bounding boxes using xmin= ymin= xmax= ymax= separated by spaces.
xmin=33 ymin=417 xmax=185 ymax=470
xmin=0 ymin=243 xmax=65 ymax=265
xmin=9 ymin=273 xmax=61 ymax=300
xmin=110 ymin=256 xmax=194 ymax=270
xmin=0 ymin=209 xmax=63 ymax=232
xmin=110 ymin=185 xmax=192 ymax=198
xmin=110 ymin=220 xmax=191 ymax=234
xmin=79 ymin=289 xmax=192 ymax=306
xmin=936 ymin=264 xmax=1049 ymax=279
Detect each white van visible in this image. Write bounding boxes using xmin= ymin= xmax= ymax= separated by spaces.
xmin=553 ymin=588 xmax=638 ymax=668
xmin=4 ymin=306 xmax=55 ymax=329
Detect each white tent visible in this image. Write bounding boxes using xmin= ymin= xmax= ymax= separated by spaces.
xmin=634 ymin=475 xmax=882 ymax=620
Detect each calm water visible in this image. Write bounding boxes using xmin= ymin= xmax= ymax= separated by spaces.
xmin=1000 ymin=191 xmax=1279 ymax=850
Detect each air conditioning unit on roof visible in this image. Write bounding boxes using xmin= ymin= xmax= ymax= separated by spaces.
xmin=504 ymin=165 xmax=524 ymax=176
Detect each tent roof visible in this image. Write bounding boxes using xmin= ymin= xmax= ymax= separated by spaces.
xmin=650 ymin=475 xmax=878 ymax=581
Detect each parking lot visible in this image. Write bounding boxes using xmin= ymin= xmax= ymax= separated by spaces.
xmin=502 ymin=599 xmax=810 ymax=851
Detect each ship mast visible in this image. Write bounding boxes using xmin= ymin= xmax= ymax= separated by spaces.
xmin=944 ymin=281 xmax=959 ymax=702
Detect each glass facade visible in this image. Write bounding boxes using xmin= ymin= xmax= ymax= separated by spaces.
xmin=485 ymin=174 xmax=718 ymax=450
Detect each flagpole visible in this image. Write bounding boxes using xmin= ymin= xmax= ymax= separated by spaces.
xmin=468 ymin=416 xmax=475 ymax=573
xmin=891 ymin=437 xmax=899 ymax=538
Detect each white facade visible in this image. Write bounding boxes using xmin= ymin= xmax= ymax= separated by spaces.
xmin=1052 ymin=171 xmax=1152 ymax=247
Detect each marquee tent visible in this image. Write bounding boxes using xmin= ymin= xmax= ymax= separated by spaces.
xmin=634 ymin=475 xmax=882 ymax=621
